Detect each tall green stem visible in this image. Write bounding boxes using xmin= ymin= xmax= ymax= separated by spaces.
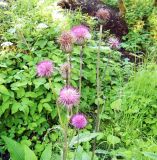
xmin=79 ymin=45 xmax=83 ymax=94
xmin=63 ymin=123 xmax=68 ymax=160
xmin=77 ymin=45 xmax=83 ymax=112
xmin=48 ymin=78 xmax=68 ymax=160
xmin=67 ymin=53 xmax=71 ymax=86
xmin=92 ymin=24 xmax=103 ymax=160
xmin=74 ymin=130 xmax=80 ymax=160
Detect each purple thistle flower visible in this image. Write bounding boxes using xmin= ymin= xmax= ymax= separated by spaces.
xmin=37 ymin=60 xmax=54 ymax=77
xmin=59 ymin=86 xmax=80 ymax=109
xmin=71 ymin=114 xmax=87 ymax=129
xmin=58 ymin=31 xmax=74 ymax=53
xmin=108 ymin=37 xmax=120 ymax=49
xmin=71 ymin=25 xmax=91 ymax=45
xmin=96 ymin=8 xmax=110 ymax=23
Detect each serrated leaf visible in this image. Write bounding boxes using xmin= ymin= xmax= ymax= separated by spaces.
xmin=111 ymin=99 xmax=122 ymax=111
xmin=12 ymin=102 xmax=21 ymax=114
xmin=107 ymin=135 xmax=120 ymax=145
xmin=43 ymin=103 xmax=52 ymax=112
xmin=69 ymin=132 xmax=101 ymax=147
xmin=2 ymin=136 xmax=25 ymax=160
xmin=40 ymin=143 xmax=52 ymax=160
xmin=0 ymin=85 xmax=10 ymax=96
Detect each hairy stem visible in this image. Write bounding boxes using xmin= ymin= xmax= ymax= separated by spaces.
xmin=92 ymin=24 xmax=103 ymax=160
xmin=79 ymin=45 xmax=83 ymax=94
xmin=67 ymin=54 xmax=71 ymax=85
xmin=74 ymin=130 xmax=80 ymax=160
xmin=63 ymin=123 xmax=68 ymax=160
xmin=49 ymin=78 xmax=67 ymax=159
xmin=77 ymin=45 xmax=83 ymax=112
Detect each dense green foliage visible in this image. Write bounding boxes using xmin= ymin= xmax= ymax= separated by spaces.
xmin=0 ymin=0 xmax=157 ymax=159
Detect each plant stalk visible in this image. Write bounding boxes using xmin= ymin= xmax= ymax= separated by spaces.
xmin=67 ymin=53 xmax=71 ymax=85
xmin=92 ymin=24 xmax=103 ymax=160
xmin=74 ymin=130 xmax=80 ymax=160
xmin=49 ymin=78 xmax=67 ymax=159
xmin=79 ymin=45 xmax=83 ymax=94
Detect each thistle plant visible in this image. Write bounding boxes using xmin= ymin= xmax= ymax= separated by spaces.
xmin=71 ymin=25 xmax=91 ymax=112
xmin=58 ymin=31 xmax=75 ymax=85
xmin=92 ymin=9 xmax=105 ymax=160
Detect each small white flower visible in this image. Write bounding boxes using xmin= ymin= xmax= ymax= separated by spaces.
xmin=0 ymin=1 xmax=8 ymax=7
xmin=1 ymin=42 xmax=13 ymax=47
xmin=36 ymin=23 xmax=48 ymax=30
xmin=37 ymin=0 xmax=45 ymax=6
xmin=8 ymin=28 xmax=16 ymax=34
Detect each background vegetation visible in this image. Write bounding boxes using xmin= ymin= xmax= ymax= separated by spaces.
xmin=0 ymin=0 xmax=157 ymax=159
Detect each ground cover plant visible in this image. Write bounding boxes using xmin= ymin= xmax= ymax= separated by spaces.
xmin=0 ymin=0 xmax=157 ymax=159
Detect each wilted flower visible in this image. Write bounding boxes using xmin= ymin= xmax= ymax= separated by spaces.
xmin=71 ymin=25 xmax=91 ymax=45
xmin=59 ymin=86 xmax=80 ymax=109
xmin=108 ymin=37 xmax=120 ymax=49
xmin=37 ymin=60 xmax=54 ymax=77
xmin=1 ymin=42 xmax=13 ymax=47
xmin=96 ymin=8 xmax=110 ymax=23
xmin=60 ymin=63 xmax=71 ymax=78
xmin=71 ymin=114 xmax=87 ymax=129
xmin=36 ymin=23 xmax=48 ymax=30
xmin=58 ymin=31 xmax=74 ymax=53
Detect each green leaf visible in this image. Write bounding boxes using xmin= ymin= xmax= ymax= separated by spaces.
xmin=40 ymin=143 xmax=52 ymax=160
xmin=35 ymin=39 xmax=48 ymax=49
xmin=111 ymin=99 xmax=122 ymax=111
xmin=43 ymin=103 xmax=52 ymax=112
xmin=12 ymin=102 xmax=21 ymax=114
xmin=143 ymin=152 xmax=157 ymax=159
xmin=0 ymin=85 xmax=10 ymax=96
xmin=33 ymin=78 xmax=46 ymax=89
xmin=107 ymin=135 xmax=120 ymax=145
xmin=0 ymin=101 xmax=11 ymax=116
xmin=23 ymin=145 xmax=37 ymax=160
xmin=69 ymin=132 xmax=101 ymax=147
xmin=2 ymin=136 xmax=25 ymax=160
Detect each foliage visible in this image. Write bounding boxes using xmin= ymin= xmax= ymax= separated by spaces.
xmin=0 ymin=0 xmax=157 ymax=159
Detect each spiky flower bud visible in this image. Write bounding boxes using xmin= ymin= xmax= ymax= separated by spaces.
xmin=58 ymin=31 xmax=74 ymax=53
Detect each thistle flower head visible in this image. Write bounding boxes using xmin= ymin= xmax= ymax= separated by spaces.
xmin=59 ymin=86 xmax=80 ymax=109
xmin=37 ymin=60 xmax=54 ymax=77
xmin=71 ymin=25 xmax=91 ymax=45
xmin=96 ymin=8 xmax=110 ymax=23
xmin=108 ymin=37 xmax=120 ymax=49
xmin=58 ymin=31 xmax=74 ymax=53
xmin=1 ymin=42 xmax=13 ymax=47
xmin=60 ymin=63 xmax=71 ymax=78
xmin=71 ymin=114 xmax=87 ymax=129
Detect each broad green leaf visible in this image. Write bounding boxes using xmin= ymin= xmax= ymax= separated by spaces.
xmin=0 ymin=85 xmax=10 ymax=96
xmin=2 ymin=136 xmax=25 ymax=160
xmin=111 ymin=99 xmax=122 ymax=111
xmin=43 ymin=103 xmax=52 ymax=112
xmin=69 ymin=132 xmax=101 ymax=147
xmin=12 ymin=102 xmax=21 ymax=114
xmin=107 ymin=135 xmax=120 ymax=145
xmin=35 ymin=39 xmax=48 ymax=49
xmin=0 ymin=101 xmax=11 ymax=116
xmin=23 ymin=145 xmax=37 ymax=160
xmin=33 ymin=78 xmax=46 ymax=89
xmin=0 ymin=77 xmax=5 ymax=84
xmin=40 ymin=143 xmax=52 ymax=160
xmin=143 ymin=152 xmax=157 ymax=159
